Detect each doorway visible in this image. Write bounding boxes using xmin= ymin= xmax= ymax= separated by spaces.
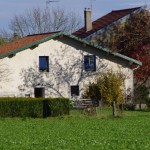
xmin=34 ymin=87 xmax=45 ymax=98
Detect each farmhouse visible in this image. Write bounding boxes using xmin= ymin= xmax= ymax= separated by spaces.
xmin=0 ymin=32 xmax=141 ymax=98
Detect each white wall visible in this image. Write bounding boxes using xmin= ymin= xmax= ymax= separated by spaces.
xmin=0 ymin=37 xmax=133 ymax=98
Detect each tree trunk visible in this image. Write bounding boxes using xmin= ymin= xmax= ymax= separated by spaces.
xmin=112 ymin=101 xmax=117 ymax=117
xmin=139 ymin=101 xmax=142 ymax=110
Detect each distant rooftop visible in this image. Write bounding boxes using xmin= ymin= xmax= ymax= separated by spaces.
xmin=73 ymin=7 xmax=142 ymax=38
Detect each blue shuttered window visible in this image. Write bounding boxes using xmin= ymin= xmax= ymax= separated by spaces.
xmin=84 ymin=55 xmax=96 ymax=71
xmin=39 ymin=56 xmax=49 ymax=72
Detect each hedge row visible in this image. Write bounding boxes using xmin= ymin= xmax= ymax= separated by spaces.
xmin=0 ymin=98 xmax=70 ymax=118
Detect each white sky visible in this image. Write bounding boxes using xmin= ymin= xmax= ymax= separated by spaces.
xmin=0 ymin=0 xmax=150 ymax=30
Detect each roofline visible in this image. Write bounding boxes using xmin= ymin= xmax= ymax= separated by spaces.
xmin=73 ymin=6 xmax=144 ymax=39
xmin=0 ymin=32 xmax=142 ymax=66
xmin=0 ymin=32 xmax=62 ymax=59
xmin=27 ymin=31 xmax=61 ymax=37
xmin=67 ymin=34 xmax=142 ymax=66
xmin=111 ymin=6 xmax=142 ymax=12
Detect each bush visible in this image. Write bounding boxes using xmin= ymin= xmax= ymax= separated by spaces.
xmin=0 ymin=97 xmax=69 ymax=118
xmin=48 ymin=98 xmax=70 ymax=117
xmin=124 ymin=103 xmax=136 ymax=111
xmin=134 ymin=85 xmax=149 ymax=102
xmin=146 ymin=98 xmax=150 ymax=110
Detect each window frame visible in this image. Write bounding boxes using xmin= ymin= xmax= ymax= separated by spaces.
xmin=84 ymin=55 xmax=96 ymax=71
xmin=39 ymin=56 xmax=49 ymax=72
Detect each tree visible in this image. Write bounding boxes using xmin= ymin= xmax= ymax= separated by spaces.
xmin=9 ymin=7 xmax=81 ymax=37
xmin=134 ymin=85 xmax=149 ymax=110
xmin=109 ymin=8 xmax=150 ymax=85
xmin=0 ymin=6 xmax=81 ymax=42
xmin=0 ymin=39 xmax=6 ymax=46
xmin=0 ymin=29 xmax=11 ymax=45
xmin=83 ymin=70 xmax=125 ymax=117
xmin=91 ymin=7 xmax=150 ymax=87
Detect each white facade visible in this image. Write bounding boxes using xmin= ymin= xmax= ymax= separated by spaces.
xmin=0 ymin=36 xmax=134 ymax=98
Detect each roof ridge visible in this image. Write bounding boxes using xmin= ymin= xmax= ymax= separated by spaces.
xmin=93 ymin=6 xmax=141 ymax=22
xmin=111 ymin=6 xmax=142 ymax=12
xmin=27 ymin=31 xmax=61 ymax=37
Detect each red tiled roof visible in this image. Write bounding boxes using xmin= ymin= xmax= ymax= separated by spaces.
xmin=0 ymin=32 xmax=60 ymax=56
xmin=73 ymin=7 xmax=141 ymax=38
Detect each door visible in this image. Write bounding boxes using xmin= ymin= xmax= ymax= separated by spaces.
xmin=34 ymin=87 xmax=45 ymax=98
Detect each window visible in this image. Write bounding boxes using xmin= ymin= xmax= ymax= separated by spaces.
xmin=84 ymin=55 xmax=96 ymax=71
xmin=39 ymin=56 xmax=49 ymax=72
xmin=71 ymin=85 xmax=79 ymax=96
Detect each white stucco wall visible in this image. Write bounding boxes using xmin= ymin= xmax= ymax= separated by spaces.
xmin=0 ymin=37 xmax=133 ymax=98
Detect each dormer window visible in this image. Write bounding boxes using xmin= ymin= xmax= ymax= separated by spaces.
xmin=84 ymin=55 xmax=96 ymax=71
xmin=39 ymin=56 xmax=49 ymax=72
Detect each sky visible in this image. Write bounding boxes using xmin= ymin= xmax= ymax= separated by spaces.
xmin=0 ymin=0 xmax=150 ymax=31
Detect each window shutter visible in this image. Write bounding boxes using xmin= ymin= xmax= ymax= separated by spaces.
xmin=39 ymin=56 xmax=49 ymax=72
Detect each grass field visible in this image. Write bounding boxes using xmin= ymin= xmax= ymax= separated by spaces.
xmin=0 ymin=108 xmax=150 ymax=150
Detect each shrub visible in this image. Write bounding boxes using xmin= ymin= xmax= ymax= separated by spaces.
xmin=83 ymin=70 xmax=125 ymax=116
xmin=124 ymin=103 xmax=136 ymax=111
xmin=47 ymin=98 xmax=70 ymax=117
xmin=82 ymin=82 xmax=101 ymax=106
xmin=0 ymin=97 xmax=69 ymax=118
xmin=134 ymin=85 xmax=149 ymax=106
xmin=146 ymin=98 xmax=150 ymax=110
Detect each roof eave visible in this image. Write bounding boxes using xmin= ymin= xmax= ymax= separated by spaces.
xmin=66 ymin=34 xmax=142 ymax=66
xmin=0 ymin=32 xmax=142 ymax=66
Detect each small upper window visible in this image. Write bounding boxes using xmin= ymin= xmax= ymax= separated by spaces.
xmin=39 ymin=56 xmax=49 ymax=72
xmin=84 ymin=55 xmax=96 ymax=71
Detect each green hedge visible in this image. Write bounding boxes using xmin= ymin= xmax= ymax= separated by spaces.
xmin=0 ymin=98 xmax=69 ymax=118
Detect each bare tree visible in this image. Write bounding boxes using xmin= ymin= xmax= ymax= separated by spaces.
xmin=8 ymin=7 xmax=81 ymax=37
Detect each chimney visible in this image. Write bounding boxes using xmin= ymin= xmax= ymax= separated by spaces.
xmin=84 ymin=8 xmax=92 ymax=32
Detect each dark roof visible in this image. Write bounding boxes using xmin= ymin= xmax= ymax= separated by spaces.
xmin=0 ymin=32 xmax=142 ymax=66
xmin=0 ymin=32 xmax=59 ymax=56
xmin=73 ymin=7 xmax=141 ymax=38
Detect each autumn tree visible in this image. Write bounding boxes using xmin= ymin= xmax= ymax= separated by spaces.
xmin=91 ymin=7 xmax=150 ymax=87
xmin=83 ymin=70 xmax=125 ymax=117
xmin=109 ymin=8 xmax=150 ymax=86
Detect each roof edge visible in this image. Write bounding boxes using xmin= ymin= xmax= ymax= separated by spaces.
xmin=66 ymin=34 xmax=142 ymax=66
xmin=111 ymin=6 xmax=142 ymax=12
xmin=0 ymin=32 xmax=62 ymax=59
xmin=0 ymin=32 xmax=142 ymax=66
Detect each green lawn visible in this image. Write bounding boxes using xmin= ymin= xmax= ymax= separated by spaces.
xmin=0 ymin=108 xmax=150 ymax=150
